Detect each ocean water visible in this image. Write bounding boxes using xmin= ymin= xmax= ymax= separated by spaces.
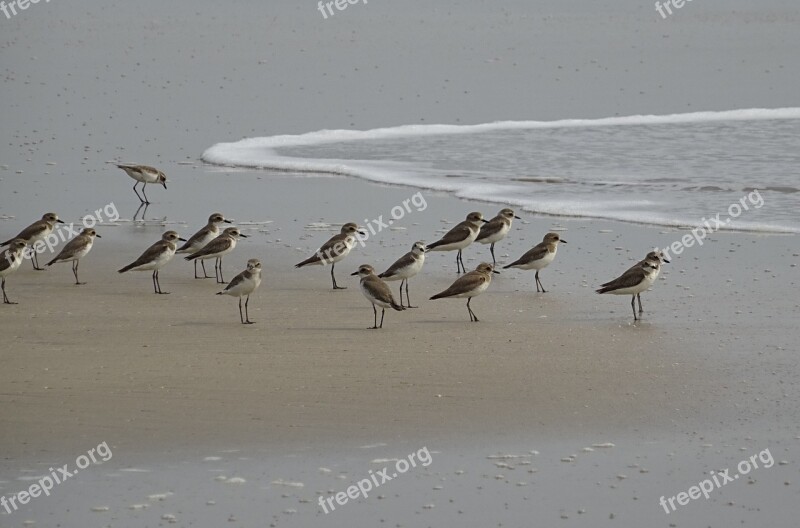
xmin=203 ymin=109 xmax=800 ymax=233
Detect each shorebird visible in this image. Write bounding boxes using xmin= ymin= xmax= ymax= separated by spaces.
xmin=0 ymin=239 xmax=28 ymax=304
xmin=378 ymin=241 xmax=426 ymax=308
xmin=176 ymin=213 xmax=232 ymax=278
xmin=217 ymin=258 xmax=262 ymax=324
xmin=475 ymin=208 xmax=521 ymax=265
xmin=503 ymin=232 xmax=567 ymax=292
xmin=596 ymin=254 xmax=663 ymax=321
xmin=118 ymin=230 xmax=186 ymax=294
xmin=295 ymin=222 xmax=366 ymax=290
xmin=430 ymin=262 xmax=498 ymax=322
xmin=45 ymin=228 xmax=100 ymax=285
xmin=616 ymin=250 xmax=670 ymax=315
xmin=184 ymin=227 xmax=247 ymax=284
xmin=351 ymin=264 xmax=405 ymax=329
xmin=426 ymin=212 xmax=488 ymax=273
xmin=116 ymin=163 xmax=167 ymax=204
xmin=1 ymin=212 xmax=65 ymax=270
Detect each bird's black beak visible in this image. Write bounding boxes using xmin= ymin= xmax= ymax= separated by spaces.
xmin=358 ymin=230 xmax=367 ymax=236
xmin=240 ymin=234 xmax=249 ymax=238
xmin=514 ymin=215 xmax=521 ymax=219
xmin=560 ymin=240 xmax=567 ymax=244
xmin=350 ymin=271 xmax=359 ymax=276
xmin=96 ymin=234 xmax=102 ymax=238
xmin=224 ymin=219 xmax=232 ymax=223
xmin=663 ymin=258 xmax=670 ymax=263
xmin=178 ymin=237 xmax=188 ymax=242
xmin=492 ymin=270 xmax=501 ymax=274
xmin=481 ymin=219 xmax=489 ymax=223
xmin=57 ymin=219 xmax=65 ymax=224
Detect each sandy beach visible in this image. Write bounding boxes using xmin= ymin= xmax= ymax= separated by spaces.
xmin=1 ymin=0 xmax=798 ymax=526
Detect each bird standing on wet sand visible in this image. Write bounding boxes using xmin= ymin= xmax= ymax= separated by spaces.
xmin=1 ymin=212 xmax=65 ymax=270
xmin=430 ymin=262 xmax=498 ymax=322
xmin=118 ymin=231 xmax=186 ymax=294
xmin=475 ymin=208 xmax=521 ymax=265
xmin=184 ymin=227 xmax=247 ymax=284
xmin=116 ymin=164 xmax=167 ymax=204
xmin=596 ymin=253 xmax=664 ymax=321
xmin=378 ymin=241 xmax=426 ymax=308
xmin=45 ymin=228 xmax=101 ymax=285
xmin=352 ymin=264 xmax=405 ymax=329
xmin=426 ymin=212 xmax=488 ymax=274
xmin=295 ymin=222 xmax=366 ymax=290
xmin=177 ymin=213 xmax=233 ymax=279
xmin=503 ymin=232 xmax=566 ymax=292
xmin=0 ymin=239 xmax=28 ymax=304
xmin=217 ymin=258 xmax=262 ymax=324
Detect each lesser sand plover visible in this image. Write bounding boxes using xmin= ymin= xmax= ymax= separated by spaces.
xmin=217 ymin=258 xmax=262 ymax=324
xmin=476 ymin=208 xmax=521 ymax=265
xmin=596 ymin=254 xmax=663 ymax=321
xmin=426 ymin=212 xmax=488 ymax=274
xmin=177 ymin=213 xmax=232 ymax=279
xmin=184 ymin=227 xmax=247 ymax=284
xmin=503 ymin=232 xmax=566 ymax=292
xmin=45 ymin=228 xmax=101 ymax=285
xmin=430 ymin=262 xmax=498 ymax=322
xmin=295 ymin=222 xmax=366 ymax=290
xmin=351 ymin=264 xmax=405 ymax=329
xmin=615 ymin=250 xmax=670 ymax=315
xmin=116 ymin=164 xmax=167 ymax=204
xmin=0 ymin=239 xmax=28 ymax=304
xmin=378 ymin=241 xmax=426 ymax=308
xmin=1 ymin=212 xmax=65 ymax=270
xmin=118 ymin=230 xmax=186 ymax=294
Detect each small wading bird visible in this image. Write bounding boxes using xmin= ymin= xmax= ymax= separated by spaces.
xmin=176 ymin=213 xmax=233 ymax=278
xmin=295 ymin=222 xmax=366 ymax=290
xmin=503 ymin=232 xmax=567 ymax=292
xmin=426 ymin=212 xmax=488 ymax=274
xmin=45 ymin=228 xmax=101 ymax=285
xmin=217 ymin=258 xmax=262 ymax=324
xmin=0 ymin=239 xmax=28 ymax=304
xmin=0 ymin=212 xmax=65 ymax=270
xmin=351 ymin=264 xmax=405 ymax=329
xmin=596 ymin=253 xmax=664 ymax=321
xmin=475 ymin=208 xmax=521 ymax=265
xmin=118 ymin=230 xmax=186 ymax=294
xmin=116 ymin=163 xmax=167 ymax=204
xmin=430 ymin=262 xmax=498 ymax=322
xmin=184 ymin=227 xmax=247 ymax=284
xmin=378 ymin=241 xmax=426 ymax=308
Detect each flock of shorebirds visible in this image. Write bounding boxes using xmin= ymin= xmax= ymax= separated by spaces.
xmin=0 ymin=164 xmax=669 ymax=326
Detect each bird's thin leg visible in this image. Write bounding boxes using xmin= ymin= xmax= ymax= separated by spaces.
xmin=133 ymin=182 xmax=145 ymax=203
xmin=2 ymin=278 xmax=15 ymax=304
xmin=244 ymin=295 xmax=253 ymax=324
xmin=637 ymin=293 xmax=644 ymax=314
xmin=141 ymin=182 xmax=150 ymax=204
xmin=490 ymin=243 xmax=496 ymax=266
xmin=631 ymin=295 xmax=638 ymax=321
xmin=152 ymin=270 xmax=158 ymax=294
xmin=467 ymin=297 xmax=479 ymax=322
xmin=73 ymin=260 xmax=84 ymax=285
xmin=31 ymin=250 xmax=43 ymax=270
xmin=370 ymin=304 xmax=378 ymax=329
xmin=217 ymin=257 xmax=226 ymax=284
xmin=201 ymin=259 xmax=212 ymax=279
xmin=238 ymin=297 xmax=244 ymax=324
xmin=405 ymin=279 xmax=416 ymax=308
xmin=332 ymin=262 xmax=345 ymax=289
xmin=398 ymin=280 xmax=405 ymax=308
xmin=193 ymin=260 xmax=199 ymax=279
xmin=379 ymin=308 xmax=385 ymax=329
